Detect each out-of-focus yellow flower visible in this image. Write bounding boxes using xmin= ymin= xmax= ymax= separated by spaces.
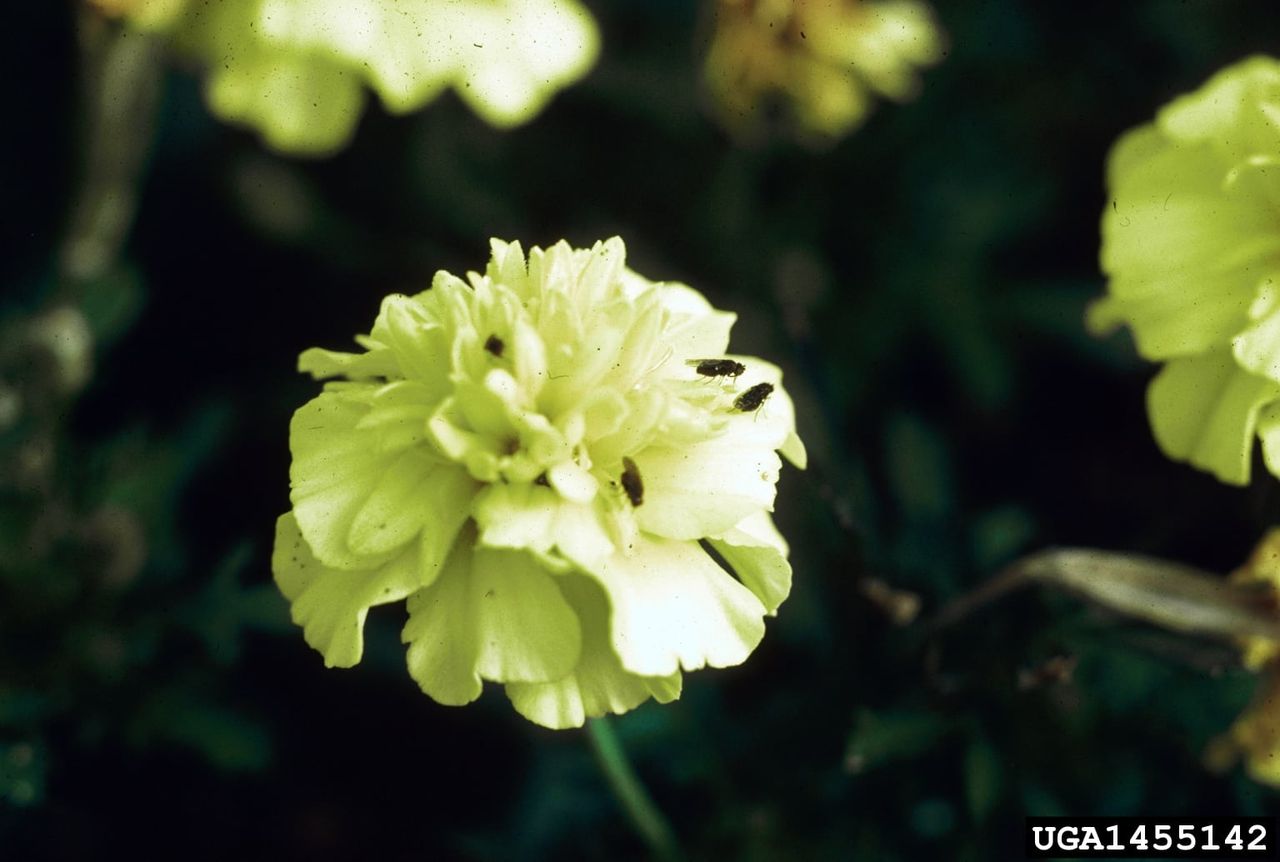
xmin=90 ymin=0 xmax=185 ymax=29
xmin=1092 ymin=57 xmax=1280 ymax=485
xmin=102 ymin=0 xmax=599 ymax=156
xmin=1208 ymin=530 xmax=1280 ymax=785
xmin=703 ymin=0 xmax=945 ymax=142
xmin=1230 ymin=528 xmax=1280 ymax=671
xmin=1212 ymin=662 xmax=1280 ymax=786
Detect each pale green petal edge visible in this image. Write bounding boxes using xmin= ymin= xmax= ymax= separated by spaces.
xmin=1147 ymin=351 xmax=1280 ymax=485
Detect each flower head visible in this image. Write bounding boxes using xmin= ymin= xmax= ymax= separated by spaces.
xmin=272 ymin=238 xmax=806 ymax=728
xmin=1092 ymin=56 xmax=1280 ymax=485
xmin=704 ymin=0 xmax=945 ymax=141
xmin=108 ymin=0 xmax=598 ymax=156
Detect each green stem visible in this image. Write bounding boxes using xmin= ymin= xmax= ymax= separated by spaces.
xmin=586 ymin=717 xmax=683 ymax=862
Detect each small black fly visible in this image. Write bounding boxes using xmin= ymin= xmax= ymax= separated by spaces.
xmin=620 ymin=456 xmax=644 ymax=507
xmin=687 ymin=358 xmax=746 ymax=379
xmin=484 ymin=334 xmax=505 ymax=357
xmin=733 ymin=382 xmax=774 ymax=413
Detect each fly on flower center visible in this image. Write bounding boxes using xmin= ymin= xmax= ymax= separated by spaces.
xmin=620 ymin=456 xmax=644 ymax=507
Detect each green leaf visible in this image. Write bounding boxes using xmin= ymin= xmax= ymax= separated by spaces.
xmin=843 ymin=708 xmax=951 ymax=774
xmin=964 ymin=737 xmax=1003 ymax=822
xmin=129 ymin=685 xmax=271 ymax=773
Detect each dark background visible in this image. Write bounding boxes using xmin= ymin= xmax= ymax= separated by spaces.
xmin=5 ymin=1 xmax=1280 ymax=859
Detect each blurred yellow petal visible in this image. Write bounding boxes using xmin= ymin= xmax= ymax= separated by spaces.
xmin=1146 ymin=351 xmax=1280 ymax=485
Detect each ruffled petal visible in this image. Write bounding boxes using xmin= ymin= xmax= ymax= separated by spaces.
xmin=547 ymin=499 xmax=616 ymax=567
xmin=1259 ymin=402 xmax=1280 ymax=479
xmin=473 ymin=483 xmax=615 ymax=567
xmin=376 ymin=295 xmax=453 ymax=394
xmin=254 ymin=0 xmax=597 ymax=125
xmin=1100 ymin=126 xmax=1280 ymax=359
xmin=346 ymin=447 xmax=438 ymax=555
xmin=186 ymin=1 xmax=367 ymax=159
xmin=414 ymin=465 xmax=478 ymax=582
xmin=722 ymin=357 xmax=807 ymax=467
xmin=710 ymin=510 xmax=792 ymax=615
xmin=403 ymin=541 xmax=483 ymax=705
xmin=469 ymin=548 xmax=582 ymax=683
xmin=1232 ymin=281 xmax=1280 ymax=383
xmin=1147 ymin=350 xmax=1280 ymax=485
xmin=633 ymin=441 xmax=780 ymax=540
xmin=473 ymin=482 xmax=559 ymax=554
xmin=404 ymin=542 xmax=582 ymax=704
xmin=273 ymin=513 xmax=427 ymax=668
xmin=506 ymin=576 xmax=681 ymax=729
xmin=298 ymin=345 xmax=399 ymax=381
xmin=653 ymin=283 xmax=736 ymax=369
xmin=289 ymin=390 xmax=398 ymax=569
xmin=1157 ymin=55 xmax=1280 ymax=163
xmin=587 ymin=535 xmax=767 ymax=678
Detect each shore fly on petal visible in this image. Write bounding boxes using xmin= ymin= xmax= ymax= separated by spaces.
xmin=734 ymin=382 xmax=774 ymax=413
xmin=687 ymin=358 xmax=747 ymax=379
xmin=620 ymin=456 xmax=644 ymax=507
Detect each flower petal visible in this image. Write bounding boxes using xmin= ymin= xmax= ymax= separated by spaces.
xmin=709 ymin=510 xmax=792 ymax=615
xmin=506 ymin=576 xmax=681 ymax=729
xmin=403 ymin=541 xmax=484 ymax=705
xmin=1232 ymin=281 xmax=1280 ymax=384
xmin=195 ymin=17 xmax=365 ymax=157
xmin=723 ymin=357 xmax=806 ymax=467
xmin=404 ymin=541 xmax=583 ymax=704
xmin=1157 ymin=55 xmax=1280 ymax=163
xmin=633 ymin=441 xmax=780 ymax=540
xmin=1259 ymin=402 xmax=1280 ymax=479
xmin=417 ymin=465 xmax=482 ymax=580
xmin=469 ymin=548 xmax=582 ymax=683
xmin=1147 ymin=350 xmax=1280 ymax=485
xmin=473 ymin=483 xmax=559 ymax=554
xmin=1100 ymin=126 xmax=1280 ymax=359
xmin=473 ymin=483 xmax=615 ymax=567
xmin=290 ymin=390 xmax=398 ymax=569
xmin=298 ymin=345 xmax=398 ymax=381
xmin=655 ymin=282 xmax=736 ymax=364
xmin=273 ymin=512 xmax=425 ymax=668
xmin=549 ymin=498 xmax=616 ymax=567
xmin=377 ymin=294 xmax=453 ymax=393
xmin=588 ymin=535 xmax=767 ymax=677
xmin=347 ymin=447 xmax=438 ymax=555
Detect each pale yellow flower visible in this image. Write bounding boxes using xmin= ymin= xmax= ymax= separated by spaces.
xmin=113 ymin=0 xmax=599 ymax=155
xmin=273 ymin=238 xmax=806 ymax=728
xmin=1092 ymin=56 xmax=1280 ymax=484
xmin=1207 ymin=529 xmax=1280 ymax=785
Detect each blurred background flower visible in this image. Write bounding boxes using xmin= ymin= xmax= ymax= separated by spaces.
xmin=1205 ymin=530 xmax=1280 ymax=785
xmin=95 ymin=0 xmax=600 ymax=155
xmin=703 ymin=0 xmax=945 ymax=143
